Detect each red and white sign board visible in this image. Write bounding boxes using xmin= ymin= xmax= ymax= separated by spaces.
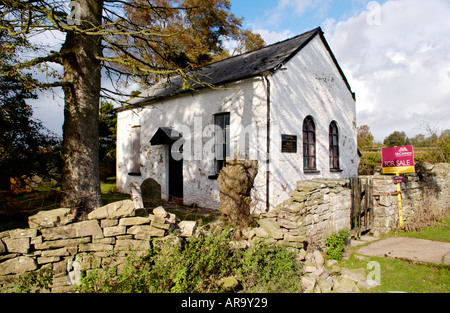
xmin=382 ymin=145 xmax=415 ymax=174
xmin=394 ymin=175 xmax=404 ymax=184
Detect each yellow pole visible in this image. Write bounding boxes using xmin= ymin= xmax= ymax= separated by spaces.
xmin=396 ymin=173 xmax=404 ymax=228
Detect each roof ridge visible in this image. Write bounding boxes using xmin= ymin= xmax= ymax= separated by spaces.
xmin=202 ymin=27 xmax=322 ymax=69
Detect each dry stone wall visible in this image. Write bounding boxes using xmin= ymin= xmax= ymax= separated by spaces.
xmin=243 ymin=179 xmax=352 ymax=250
xmin=0 ymin=200 xmax=197 ymax=293
xmin=368 ymin=162 xmax=450 ymax=235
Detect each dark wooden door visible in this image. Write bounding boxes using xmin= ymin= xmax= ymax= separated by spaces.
xmin=169 ymin=143 xmax=183 ymax=200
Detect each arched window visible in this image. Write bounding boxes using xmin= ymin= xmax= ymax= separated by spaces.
xmin=303 ymin=116 xmax=316 ymax=171
xmin=329 ymin=121 xmax=340 ymax=170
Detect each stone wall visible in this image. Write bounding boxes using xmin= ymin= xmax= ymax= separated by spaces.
xmin=368 ymin=162 xmax=450 ymax=235
xmin=0 ymin=200 xmax=196 ymax=293
xmin=244 ymin=179 xmax=351 ymax=250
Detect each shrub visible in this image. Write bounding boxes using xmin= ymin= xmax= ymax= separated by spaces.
xmin=325 ymin=230 xmax=350 ymax=261
xmin=237 ymin=240 xmax=303 ymax=293
xmin=76 ymin=230 xmax=238 ymax=293
xmin=13 ymin=267 xmax=53 ymax=293
xmin=75 ymin=230 xmax=305 ymax=293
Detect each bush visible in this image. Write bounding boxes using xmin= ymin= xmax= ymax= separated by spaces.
xmin=75 ymin=230 xmax=304 ymax=293
xmin=325 ymin=230 xmax=350 ymax=261
xmin=237 ymin=240 xmax=303 ymax=293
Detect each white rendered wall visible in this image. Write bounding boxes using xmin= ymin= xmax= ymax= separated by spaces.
xmin=268 ymin=35 xmax=359 ymax=208
xmin=117 ymin=35 xmax=358 ymax=212
xmin=116 ymin=77 xmax=268 ymax=210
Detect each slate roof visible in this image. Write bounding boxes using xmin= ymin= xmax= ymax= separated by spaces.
xmin=122 ymin=27 xmax=353 ymax=109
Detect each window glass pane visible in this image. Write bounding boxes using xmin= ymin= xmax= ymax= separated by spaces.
xmin=214 ymin=113 xmax=230 ymax=174
xmin=303 ymin=116 xmax=316 ymax=170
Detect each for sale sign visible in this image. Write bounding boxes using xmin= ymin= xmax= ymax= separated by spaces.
xmin=382 ymin=145 xmax=415 ymax=174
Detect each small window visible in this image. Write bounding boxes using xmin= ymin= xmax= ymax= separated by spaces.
xmin=214 ymin=113 xmax=230 ymax=175
xmin=303 ymin=116 xmax=316 ymax=171
xmin=130 ymin=126 xmax=141 ymax=175
xmin=329 ymin=121 xmax=340 ymax=170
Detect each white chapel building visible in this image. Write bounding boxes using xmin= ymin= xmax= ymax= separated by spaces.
xmin=116 ymin=27 xmax=359 ymax=213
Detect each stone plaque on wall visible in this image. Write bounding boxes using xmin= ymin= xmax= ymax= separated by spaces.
xmin=281 ymin=135 xmax=297 ymax=153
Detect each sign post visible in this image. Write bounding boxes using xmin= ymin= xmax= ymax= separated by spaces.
xmin=381 ymin=146 xmax=415 ymax=228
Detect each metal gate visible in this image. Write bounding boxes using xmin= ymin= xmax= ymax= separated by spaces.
xmin=350 ymin=177 xmax=374 ymax=239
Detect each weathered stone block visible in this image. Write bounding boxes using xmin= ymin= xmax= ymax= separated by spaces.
xmin=153 ymin=206 xmax=168 ymax=217
xmin=149 ymin=214 xmax=166 ymax=224
xmin=79 ymin=244 xmax=114 ymax=252
xmin=257 ymin=219 xmax=283 ymax=239
xmin=255 ymin=227 xmax=269 ymax=238
xmin=34 ymin=237 xmax=91 ymax=250
xmin=37 ymin=256 xmax=61 ymax=265
xmin=100 ymin=219 xmax=118 ymax=228
xmin=115 ymin=239 xmax=150 ymax=251
xmin=41 ymin=248 xmax=69 ymax=257
xmin=277 ymin=218 xmax=298 ymax=229
xmin=41 ymin=220 xmax=103 ymax=240
xmin=127 ymin=225 xmax=165 ymax=239
xmin=28 ymin=208 xmax=77 ymax=229
xmin=119 ymin=217 xmax=151 ymax=226
xmin=151 ymin=221 xmax=170 ymax=230
xmin=103 ymin=226 xmax=126 ymax=237
xmin=0 ymin=240 xmax=5 ymax=254
xmin=93 ymin=237 xmax=115 ymax=244
xmin=0 ymin=256 xmax=37 ymax=275
xmin=3 ymin=237 xmax=30 ymax=254
xmin=87 ymin=200 xmax=135 ymax=220
xmin=178 ymin=221 xmax=197 ymax=238
xmin=9 ymin=228 xmax=38 ymax=239
xmin=289 ymin=190 xmax=309 ymax=202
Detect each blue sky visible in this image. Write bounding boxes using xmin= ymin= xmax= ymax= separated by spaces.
xmin=229 ymin=0 xmax=373 ymax=39
xmin=30 ymin=0 xmax=450 ymax=141
xmin=226 ymin=0 xmax=450 ymax=141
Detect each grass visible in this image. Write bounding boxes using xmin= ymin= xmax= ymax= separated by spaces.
xmin=338 ymin=254 xmax=450 ymax=293
xmin=340 ymin=213 xmax=450 ymax=293
xmin=392 ymin=213 xmax=450 ymax=243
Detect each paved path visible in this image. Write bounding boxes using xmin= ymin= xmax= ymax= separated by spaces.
xmin=355 ymin=237 xmax=450 ymax=265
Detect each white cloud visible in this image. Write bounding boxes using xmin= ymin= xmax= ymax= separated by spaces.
xmin=253 ymin=28 xmax=295 ymax=44
xmin=326 ymin=0 xmax=450 ymax=141
xmin=267 ymin=0 xmax=329 ymax=26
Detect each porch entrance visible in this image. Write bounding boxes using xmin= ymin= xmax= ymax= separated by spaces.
xmin=169 ymin=142 xmax=183 ymax=200
xmin=150 ymin=127 xmax=184 ymax=201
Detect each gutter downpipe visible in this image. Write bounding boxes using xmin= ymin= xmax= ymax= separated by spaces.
xmin=264 ymin=74 xmax=271 ymax=213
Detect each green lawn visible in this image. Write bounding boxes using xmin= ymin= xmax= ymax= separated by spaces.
xmin=341 ymin=214 xmax=450 ymax=293
xmin=338 ymin=254 xmax=449 ymax=293
xmin=391 ymin=214 xmax=450 ymax=243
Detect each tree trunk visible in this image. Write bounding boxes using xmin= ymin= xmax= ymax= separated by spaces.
xmin=60 ymin=0 xmax=104 ymax=215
